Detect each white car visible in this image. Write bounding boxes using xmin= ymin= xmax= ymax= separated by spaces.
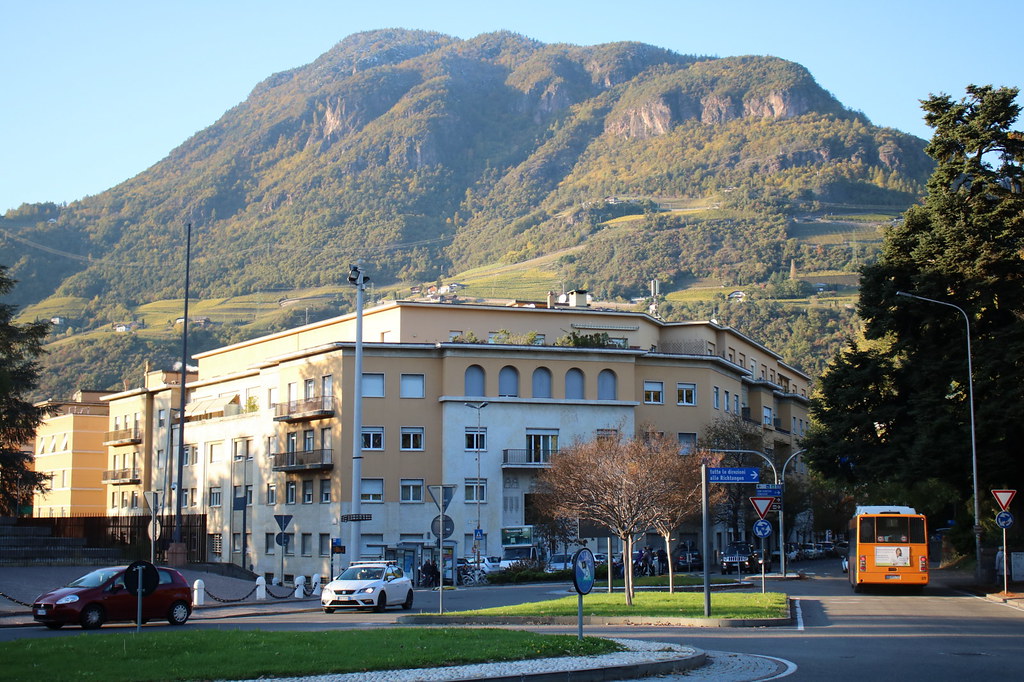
xmin=321 ymin=562 xmax=414 ymax=613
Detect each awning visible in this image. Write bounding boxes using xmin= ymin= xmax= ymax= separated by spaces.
xmin=184 ymin=395 xmax=237 ymax=417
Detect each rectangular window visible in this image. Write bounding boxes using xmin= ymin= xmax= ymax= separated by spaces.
xmin=319 ymin=533 xmax=331 ymax=556
xmin=232 ymin=533 xmax=242 ymax=553
xmin=596 ymin=428 xmax=619 ymax=441
xmin=362 ymin=373 xmax=385 ymax=398
xmin=284 ymin=533 xmax=295 ymax=556
xmin=643 ymin=381 xmax=664 ymax=404
xmin=321 ymin=427 xmax=332 ymax=451
xmin=245 ymin=484 xmax=253 ymax=506
xmin=713 ymin=386 xmax=721 ymax=409
xmin=676 ymin=382 xmax=696 ymax=405
xmin=678 ymin=432 xmax=697 ymax=455
xmin=526 ymin=429 xmax=559 ymax=461
xmin=400 ymin=427 xmax=424 ymax=451
xmin=286 ymin=481 xmax=296 ymax=505
xmin=304 ymin=378 xmax=315 ymax=399
xmin=180 ymin=489 xmax=189 ymax=507
xmin=360 ymin=478 xmax=384 ymax=503
xmin=724 ymin=390 xmax=731 ymax=413
xmin=209 ymin=487 xmax=222 ymax=507
xmin=302 ymin=480 xmax=313 ymax=504
xmin=157 ymin=409 xmax=166 ymax=427
xmin=266 ymin=483 xmax=277 ymax=505
xmin=361 ymin=427 xmax=384 ymax=450
xmin=734 ymin=395 xmax=740 ymax=414
xmin=210 ymin=533 xmax=223 ymax=556
xmin=190 ymin=488 xmax=197 ymax=507
xmin=763 ymin=406 xmax=773 ymax=425
xmin=465 ymin=478 xmax=487 ymax=503
xmin=265 ymin=532 xmax=276 ymax=555
xmin=322 ymin=375 xmax=333 ymax=397
xmin=208 ymin=442 xmax=222 ymax=463
xmin=232 ymin=438 xmax=250 ymax=460
xmin=130 ymin=491 xmax=138 ymax=508
xmin=449 ymin=330 xmax=463 ymax=341
xmin=464 ymin=427 xmax=486 ymax=451
xmin=400 ymin=479 xmax=424 ymax=503
xmin=320 ymin=479 xmax=331 ymax=503
xmin=301 ymin=532 xmax=312 ymax=556
xmin=400 ymin=373 xmax=425 ymax=398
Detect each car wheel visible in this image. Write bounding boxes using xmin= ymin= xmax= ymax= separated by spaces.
xmin=323 ymin=607 xmax=334 ymax=614
xmin=44 ymin=622 xmax=64 ymax=630
xmin=374 ymin=592 xmax=387 ymax=613
xmin=167 ymin=600 xmax=191 ymax=625
xmin=80 ymin=604 xmax=105 ymax=630
xmin=402 ymin=590 xmax=414 ymax=610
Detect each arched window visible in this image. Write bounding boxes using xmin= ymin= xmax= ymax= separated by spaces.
xmin=597 ymin=369 xmax=617 ymax=400
xmin=532 ymin=367 xmax=552 ymax=398
xmin=565 ymin=368 xmax=585 ymax=399
xmin=498 ymin=366 xmax=520 ymax=397
xmin=464 ymin=365 xmax=485 ymax=397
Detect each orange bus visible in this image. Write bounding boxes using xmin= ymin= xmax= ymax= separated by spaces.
xmin=848 ymin=506 xmax=929 ymax=592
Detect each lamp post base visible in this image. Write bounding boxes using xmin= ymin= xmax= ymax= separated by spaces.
xmin=166 ymin=542 xmax=188 ymax=567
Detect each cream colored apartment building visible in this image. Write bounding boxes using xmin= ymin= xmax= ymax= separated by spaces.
xmin=102 ymin=297 xmax=809 ymax=582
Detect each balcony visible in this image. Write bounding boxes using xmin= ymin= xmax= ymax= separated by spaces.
xmin=502 ymin=449 xmax=558 ymax=468
xmin=271 ymin=449 xmax=334 ymax=472
xmin=103 ymin=427 xmax=142 ymax=446
xmin=273 ymin=396 xmax=335 ymax=423
xmin=102 ymin=468 xmax=141 ymax=485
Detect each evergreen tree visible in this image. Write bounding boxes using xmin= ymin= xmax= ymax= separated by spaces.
xmin=805 ymin=86 xmax=1024 ymax=540
xmin=0 ymin=266 xmax=52 ymax=515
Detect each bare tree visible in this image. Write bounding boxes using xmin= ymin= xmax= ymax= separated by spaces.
xmin=647 ymin=434 xmax=720 ymax=592
xmin=536 ymin=433 xmax=685 ymax=605
xmin=699 ymin=415 xmax=769 ymax=544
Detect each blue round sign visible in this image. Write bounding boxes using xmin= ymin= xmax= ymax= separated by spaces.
xmin=996 ymin=511 xmax=1014 ymax=529
xmin=752 ymin=519 xmax=773 ymax=538
xmin=572 ymin=548 xmax=596 ymax=595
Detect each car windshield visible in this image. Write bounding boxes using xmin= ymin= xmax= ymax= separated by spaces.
xmin=338 ymin=566 xmax=383 ymax=580
xmin=725 ymin=544 xmax=752 ymax=554
xmin=66 ymin=568 xmax=120 ymax=588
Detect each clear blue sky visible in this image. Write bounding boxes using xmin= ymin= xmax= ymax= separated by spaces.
xmin=2 ymin=0 xmax=1020 ymax=214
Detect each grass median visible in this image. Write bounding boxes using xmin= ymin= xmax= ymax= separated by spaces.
xmin=0 ymin=628 xmax=623 ymax=682
xmin=453 ymin=591 xmax=789 ymax=619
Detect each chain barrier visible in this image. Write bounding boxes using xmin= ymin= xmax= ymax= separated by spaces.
xmin=0 ymin=590 xmax=33 ymax=608
xmin=202 ymin=584 xmax=259 ymax=603
xmin=266 ymin=585 xmax=297 ymax=599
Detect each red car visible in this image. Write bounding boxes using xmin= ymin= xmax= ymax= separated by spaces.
xmin=32 ymin=566 xmax=192 ymax=629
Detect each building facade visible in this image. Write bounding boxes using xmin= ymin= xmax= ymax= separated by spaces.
xmin=101 ymin=298 xmax=809 ymax=583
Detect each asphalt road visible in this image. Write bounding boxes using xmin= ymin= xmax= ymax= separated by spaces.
xmin=3 ymin=562 xmax=1021 ymax=681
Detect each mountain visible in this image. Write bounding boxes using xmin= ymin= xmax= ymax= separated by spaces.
xmin=1 ymin=29 xmax=934 ymax=398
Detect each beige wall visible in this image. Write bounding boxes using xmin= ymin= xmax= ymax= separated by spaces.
xmin=33 ymin=400 xmax=109 ymax=516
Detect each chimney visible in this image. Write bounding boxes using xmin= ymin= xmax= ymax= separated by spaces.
xmin=568 ymin=290 xmax=589 ymax=308
xmin=547 ymin=291 xmax=557 ymax=308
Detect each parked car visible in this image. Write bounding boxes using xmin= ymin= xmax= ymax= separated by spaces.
xmin=720 ymin=543 xmax=769 ymax=574
xmin=799 ymin=543 xmax=821 ymax=560
xmin=321 ymin=561 xmax=414 ymax=613
xmin=545 ymin=553 xmax=573 ymax=572
xmin=675 ymin=550 xmax=703 ymax=571
xmin=32 ymin=565 xmax=192 ymax=630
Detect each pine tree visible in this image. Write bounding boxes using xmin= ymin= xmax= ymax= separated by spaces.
xmin=0 ymin=266 xmax=52 ymax=516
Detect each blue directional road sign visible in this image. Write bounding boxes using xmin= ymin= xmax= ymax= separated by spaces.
xmin=996 ymin=511 xmax=1014 ymax=529
xmin=752 ymin=519 xmax=773 ymax=538
xmin=708 ymin=467 xmax=760 ymax=483
xmin=756 ymin=484 xmax=783 ymax=497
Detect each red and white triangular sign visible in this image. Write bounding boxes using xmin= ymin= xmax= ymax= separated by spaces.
xmin=750 ymin=497 xmax=776 ymax=520
xmin=992 ymin=490 xmax=1016 ymax=511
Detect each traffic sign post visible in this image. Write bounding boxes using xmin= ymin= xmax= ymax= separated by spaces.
xmin=995 ymin=509 xmax=1014 ymax=594
xmin=751 ymin=520 xmax=772 ymax=594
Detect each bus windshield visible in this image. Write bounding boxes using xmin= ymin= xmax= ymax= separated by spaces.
xmin=858 ymin=516 xmax=926 ymax=544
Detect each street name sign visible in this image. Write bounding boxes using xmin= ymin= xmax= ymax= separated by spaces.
xmin=708 ymin=467 xmax=760 ymax=483
xmin=756 ymin=484 xmax=783 ymax=497
xmin=992 ymin=490 xmax=1016 ymax=511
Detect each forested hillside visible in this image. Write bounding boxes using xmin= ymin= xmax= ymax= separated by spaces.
xmin=0 ymin=29 xmax=933 ymax=398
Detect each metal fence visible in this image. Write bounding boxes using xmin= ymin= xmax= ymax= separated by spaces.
xmin=14 ymin=514 xmax=207 ymax=564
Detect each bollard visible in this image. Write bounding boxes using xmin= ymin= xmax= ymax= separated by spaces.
xmin=311 ymin=573 xmax=322 ymax=596
xmin=294 ymin=575 xmax=306 ymax=598
xmin=193 ymin=579 xmax=205 ymax=606
xmin=255 ymin=575 xmax=267 ymax=600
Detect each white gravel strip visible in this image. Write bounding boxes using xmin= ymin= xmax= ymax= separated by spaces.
xmin=236 ymin=638 xmax=699 ymax=682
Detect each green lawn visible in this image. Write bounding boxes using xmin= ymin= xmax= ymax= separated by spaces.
xmin=0 ymin=628 xmax=621 ymax=682
xmin=454 ymin=591 xmax=788 ymax=619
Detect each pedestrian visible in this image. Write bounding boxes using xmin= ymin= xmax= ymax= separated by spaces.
xmin=995 ymin=547 xmax=1005 ymax=584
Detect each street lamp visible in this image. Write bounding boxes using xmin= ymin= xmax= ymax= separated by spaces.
xmin=778 ymin=449 xmax=806 ymax=577
xmin=171 ymin=222 xmax=192 ymax=565
xmin=348 ymin=264 xmax=369 ymax=564
xmin=897 ymin=291 xmax=982 ymax=584
xmin=465 ymin=401 xmax=488 ymax=567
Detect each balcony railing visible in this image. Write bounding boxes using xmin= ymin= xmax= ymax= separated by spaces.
xmin=271 ymin=449 xmax=334 ymax=472
xmin=273 ymin=396 xmax=335 ymax=423
xmin=502 ymin=449 xmax=558 ymax=468
xmin=103 ymin=427 xmax=142 ymax=446
xmin=102 ymin=468 xmax=141 ymax=485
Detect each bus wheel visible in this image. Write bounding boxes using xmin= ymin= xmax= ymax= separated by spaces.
xmin=852 ymin=582 xmax=861 ymax=593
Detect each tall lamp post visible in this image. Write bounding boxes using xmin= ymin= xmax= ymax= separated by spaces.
xmin=465 ymin=401 xmax=488 ymax=566
xmin=778 ymin=449 xmax=805 ymax=577
xmin=897 ymin=291 xmax=982 ymax=583
xmin=170 ymin=222 xmax=192 ymax=566
xmin=347 ymin=265 xmax=369 ymax=564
